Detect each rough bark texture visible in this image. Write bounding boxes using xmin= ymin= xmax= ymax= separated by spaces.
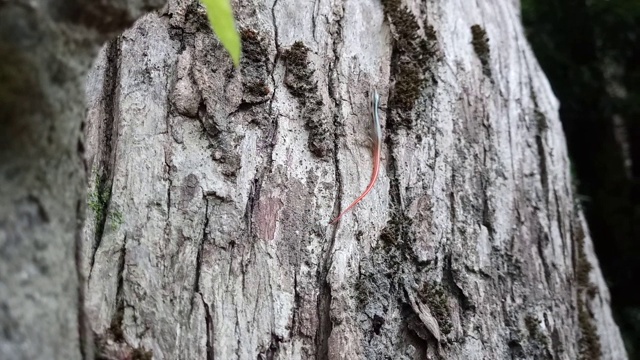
xmin=39 ymin=0 xmax=626 ymax=360
xmin=0 ymin=1 xmax=164 ymax=359
xmin=0 ymin=0 xmax=627 ymax=359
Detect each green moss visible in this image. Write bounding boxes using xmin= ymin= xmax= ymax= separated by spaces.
xmin=381 ymin=0 xmax=440 ymax=128
xmin=88 ymin=174 xmax=111 ymax=225
xmin=470 ymin=24 xmax=492 ymax=78
xmin=87 ymin=173 xmax=124 ymax=231
xmin=418 ymin=283 xmax=452 ymax=335
xmin=110 ymin=210 xmax=124 ymax=230
xmin=392 ymin=61 xmax=423 ymax=113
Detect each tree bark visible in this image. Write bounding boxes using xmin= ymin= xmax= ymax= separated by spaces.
xmin=0 ymin=0 xmax=628 ymax=359
xmin=0 ymin=1 xmax=164 ymax=359
xmin=81 ymin=0 xmax=629 ymax=359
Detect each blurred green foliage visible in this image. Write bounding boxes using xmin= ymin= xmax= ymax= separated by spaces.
xmin=202 ymin=0 xmax=241 ymax=66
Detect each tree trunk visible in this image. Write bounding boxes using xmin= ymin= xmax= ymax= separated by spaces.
xmin=0 ymin=1 xmax=164 ymax=359
xmin=1 ymin=0 xmax=628 ymax=359
xmin=81 ymin=0 xmax=629 ymax=358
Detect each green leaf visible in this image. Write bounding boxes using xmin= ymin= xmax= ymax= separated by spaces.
xmin=202 ymin=0 xmax=241 ymax=67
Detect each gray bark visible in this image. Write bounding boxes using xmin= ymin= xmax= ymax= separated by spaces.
xmin=82 ymin=0 xmax=628 ymax=359
xmin=0 ymin=0 xmax=628 ymax=359
xmin=0 ymin=1 xmax=164 ymax=359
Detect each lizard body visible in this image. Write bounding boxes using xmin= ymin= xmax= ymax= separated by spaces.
xmin=329 ymin=89 xmax=382 ymax=224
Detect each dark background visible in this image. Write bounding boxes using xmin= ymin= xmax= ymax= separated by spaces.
xmin=521 ymin=0 xmax=640 ymax=357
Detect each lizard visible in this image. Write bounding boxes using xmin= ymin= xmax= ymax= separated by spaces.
xmin=329 ymin=89 xmax=382 ymax=224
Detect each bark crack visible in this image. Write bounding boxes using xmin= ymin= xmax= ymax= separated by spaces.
xmin=536 ymin=133 xmax=549 ymax=210
xmin=443 ymin=254 xmax=471 ymax=311
xmin=109 ymin=233 xmax=127 ymax=342
xmin=327 ymin=0 xmax=346 ymax=223
xmin=554 ymin=189 xmax=568 ymax=255
xmin=449 ymin=171 xmax=456 ymax=243
xmin=268 ymin=0 xmax=281 ymax=111
xmin=481 ymin=118 xmax=495 ymax=238
xmin=165 ymin=128 xmax=173 ymax=220
xmin=245 ymin=178 xmax=260 ymax=236
xmin=536 ymin=231 xmax=552 ymax=287
xmin=191 ymin=195 xmax=209 ymax=316
xmin=316 ymin=2 xmax=346 ymax=357
xmin=200 ymin=293 xmax=214 ymax=360
xmin=292 ymin=270 xmax=299 ymax=339
xmin=311 ymin=0 xmax=319 ymax=43
xmin=270 ymin=0 xmax=280 ymax=55
xmin=315 ymin=278 xmax=332 ymax=360
xmin=192 ymin=196 xmax=213 ymax=359
xmin=89 ymin=37 xmax=121 ymax=277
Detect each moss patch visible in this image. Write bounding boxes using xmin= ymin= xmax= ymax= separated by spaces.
xmin=578 ymin=298 xmax=602 ymax=360
xmin=282 ymin=41 xmax=330 ymax=157
xmin=283 ymin=42 xmax=316 ymax=97
xmin=378 ymin=209 xmax=415 ymax=261
xmin=245 ymin=81 xmax=270 ymax=97
xmin=109 ymin=306 xmax=125 ymax=342
xmin=574 ymin=227 xmax=593 ymax=288
xmin=572 ymin=223 xmax=602 ymax=360
xmin=524 ymin=314 xmax=549 ymax=349
xmin=470 ymin=25 xmax=492 ymax=78
xmin=381 ymin=0 xmax=440 ymax=129
xmin=88 ymin=174 xmax=110 ymax=228
xmin=354 ymin=277 xmax=373 ymax=311
xmin=240 ymin=28 xmax=271 ymax=100
xmin=88 ymin=173 xmax=123 ymax=232
xmin=131 ymin=348 xmax=153 ymax=360
xmin=418 ymin=283 xmax=452 ymax=336
xmin=525 ymin=314 xmax=541 ymax=338
xmin=241 ymin=28 xmax=267 ymax=63
xmin=379 ymin=215 xmax=401 ymax=246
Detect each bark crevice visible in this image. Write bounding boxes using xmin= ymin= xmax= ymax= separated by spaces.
xmin=89 ymin=38 xmax=122 ymax=275
xmin=200 ymin=292 xmax=214 ymax=360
